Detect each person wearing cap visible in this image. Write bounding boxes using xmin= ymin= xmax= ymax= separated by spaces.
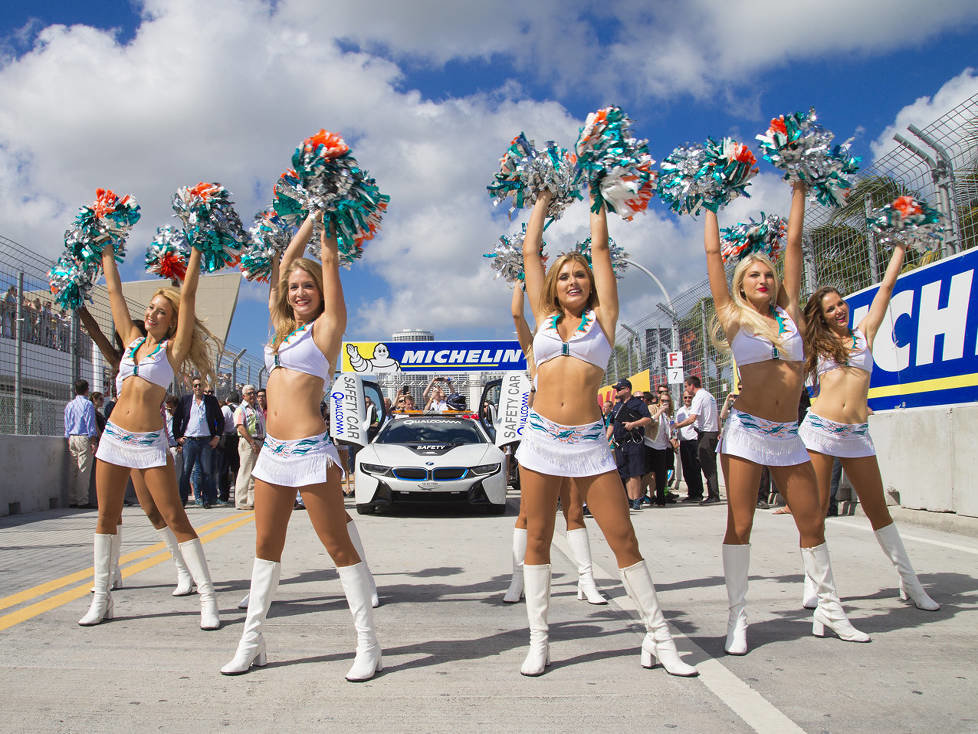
xmin=608 ymin=379 xmax=652 ymax=511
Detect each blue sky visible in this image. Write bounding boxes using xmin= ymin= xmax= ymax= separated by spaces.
xmin=1 ymin=1 xmax=977 ymax=361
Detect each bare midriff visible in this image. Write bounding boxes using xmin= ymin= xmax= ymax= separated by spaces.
xmin=810 ymin=367 xmax=872 ymax=424
xmin=264 ymin=367 xmax=329 ymax=440
xmin=532 ymin=357 xmax=604 ymax=426
xmin=732 ymin=359 xmax=806 ymax=424
xmin=110 ymin=375 xmax=168 ymax=432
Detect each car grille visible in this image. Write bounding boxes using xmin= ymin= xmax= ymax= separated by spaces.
xmin=392 ymin=467 xmax=428 ymax=480
xmin=432 ymin=467 xmax=467 ymax=480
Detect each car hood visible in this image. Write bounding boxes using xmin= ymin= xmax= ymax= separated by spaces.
xmin=363 ymin=443 xmax=496 ymax=465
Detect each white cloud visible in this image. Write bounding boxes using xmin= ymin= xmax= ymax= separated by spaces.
xmin=870 ymin=67 xmax=978 ymax=161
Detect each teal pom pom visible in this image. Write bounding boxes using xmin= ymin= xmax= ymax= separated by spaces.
xmin=487 ymin=133 xmax=582 ymax=223
xmin=867 ymin=196 xmax=943 ymax=252
xmin=720 ymin=213 xmax=786 ymax=264
xmin=572 ymin=236 xmax=629 ymax=279
xmin=171 ymin=182 xmax=247 ymax=273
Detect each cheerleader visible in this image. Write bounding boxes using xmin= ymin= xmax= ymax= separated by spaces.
xmin=799 ymin=243 xmax=938 ymax=610
xmin=77 ymin=307 xmax=195 ymax=597
xmin=706 ymin=182 xmax=868 ymax=655
xmin=79 ymin=244 xmax=220 ymax=629
xmin=514 ymin=190 xmax=696 ymax=677
xmin=503 ymin=282 xmax=607 ymax=606
xmin=221 ymin=215 xmax=381 ymax=680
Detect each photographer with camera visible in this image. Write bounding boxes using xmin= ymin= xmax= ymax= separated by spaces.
xmin=608 ymin=379 xmax=652 ymax=511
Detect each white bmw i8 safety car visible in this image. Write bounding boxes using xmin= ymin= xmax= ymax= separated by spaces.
xmin=353 ymin=414 xmax=507 ymax=514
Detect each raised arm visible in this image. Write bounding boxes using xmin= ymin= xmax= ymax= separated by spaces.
xmin=270 ymin=212 xmax=316 ymax=311
xmin=522 ymin=192 xmax=550 ymax=324
xmin=859 ymin=243 xmax=906 ymax=345
xmin=704 ymin=211 xmax=734 ymax=331
xmin=101 ymin=242 xmax=139 ymax=345
xmin=589 ymin=197 xmax=619 ymax=338
xmin=170 ymin=248 xmax=201 ymax=367
xmin=511 ymin=285 xmax=533 ymax=356
xmin=77 ymin=305 xmax=121 ymax=370
xmin=782 ymin=182 xmax=807 ymax=319
xmin=311 ymin=227 xmax=347 ymax=370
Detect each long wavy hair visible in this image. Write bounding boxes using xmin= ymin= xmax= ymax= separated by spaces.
xmin=270 ymin=258 xmax=324 ymax=350
xmin=803 ymin=286 xmax=852 ymax=381
xmin=539 ymin=253 xmax=599 ymax=317
xmin=712 ymin=253 xmax=787 ymax=352
xmin=153 ymin=288 xmax=215 ymax=386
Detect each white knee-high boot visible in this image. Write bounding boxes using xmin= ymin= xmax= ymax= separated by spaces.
xmin=79 ymin=534 xmax=115 ymax=626
xmin=722 ymin=544 xmax=749 ymax=655
xmin=801 ymin=552 xmax=818 ymax=609
xmin=520 ymin=564 xmax=551 ymax=676
xmin=179 ymin=538 xmax=221 ymax=630
xmin=566 ymin=528 xmax=607 ymax=605
xmin=620 ymin=561 xmax=697 ymax=676
xmin=874 ymin=523 xmax=939 ymax=611
xmin=338 ymin=562 xmax=383 ymax=682
xmin=801 ymin=543 xmax=870 ymax=643
xmin=111 ymin=527 xmax=124 ymax=589
xmin=346 ymin=519 xmax=380 ymax=608
xmin=157 ymin=527 xmax=195 ymax=596
xmin=221 ymin=558 xmax=280 ymax=675
xmin=503 ymin=527 xmax=527 ymax=603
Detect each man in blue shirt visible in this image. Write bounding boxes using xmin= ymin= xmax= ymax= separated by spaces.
xmin=64 ymin=378 xmax=97 ymax=508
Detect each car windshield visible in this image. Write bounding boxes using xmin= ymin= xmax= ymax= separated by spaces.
xmin=376 ymin=418 xmax=485 ymax=445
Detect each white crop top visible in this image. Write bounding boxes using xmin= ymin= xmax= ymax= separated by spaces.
xmin=533 ymin=310 xmax=612 ymax=371
xmin=116 ymin=338 xmax=173 ymax=395
xmin=730 ymin=306 xmax=804 ymax=366
xmin=816 ymin=328 xmax=873 ymax=377
xmin=264 ymin=323 xmax=331 ymax=382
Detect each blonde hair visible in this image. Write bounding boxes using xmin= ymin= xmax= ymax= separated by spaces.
xmin=271 ymin=258 xmax=324 ymax=350
xmin=153 ymin=288 xmax=216 ymax=386
xmin=539 ymin=253 xmax=599 ymax=316
xmin=712 ymin=254 xmax=786 ymax=351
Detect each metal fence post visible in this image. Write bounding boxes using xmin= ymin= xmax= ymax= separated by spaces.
xmin=700 ymin=299 xmax=710 ymax=394
xmin=864 ymin=198 xmax=881 ymax=284
xmin=14 ymin=272 xmax=24 ymax=434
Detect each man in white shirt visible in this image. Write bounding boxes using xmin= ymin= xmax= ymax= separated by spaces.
xmin=673 ymin=392 xmax=704 ymax=502
xmin=234 ymin=385 xmax=265 ymax=510
xmin=673 ymin=375 xmax=720 ymax=504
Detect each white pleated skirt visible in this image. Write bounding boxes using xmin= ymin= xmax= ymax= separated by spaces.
xmin=719 ymin=408 xmax=810 ymax=467
xmin=798 ymin=412 xmax=876 ymax=458
xmin=95 ymin=420 xmax=168 ymax=469
xmin=252 ymin=432 xmax=344 ymax=488
xmin=515 ymin=410 xmax=617 ymax=478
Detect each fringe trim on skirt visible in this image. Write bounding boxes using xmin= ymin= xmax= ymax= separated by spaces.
xmin=515 ymin=410 xmax=617 ymax=478
xmin=252 ymin=431 xmax=345 ymax=487
xmin=719 ymin=408 xmax=810 ymax=467
xmin=798 ymin=412 xmax=875 ymax=458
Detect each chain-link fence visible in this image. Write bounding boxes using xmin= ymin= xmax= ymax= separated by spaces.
xmin=606 ymin=91 xmax=978 ymax=401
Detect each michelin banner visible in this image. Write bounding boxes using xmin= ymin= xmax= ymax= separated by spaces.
xmin=846 ymin=247 xmax=978 ymax=411
xmin=342 ymin=340 xmax=526 ymax=374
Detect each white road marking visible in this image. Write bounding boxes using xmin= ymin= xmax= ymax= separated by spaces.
xmin=825 ymin=517 xmax=978 ymax=555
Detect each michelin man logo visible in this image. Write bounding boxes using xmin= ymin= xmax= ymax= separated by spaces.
xmin=347 ymin=342 xmax=401 ymax=373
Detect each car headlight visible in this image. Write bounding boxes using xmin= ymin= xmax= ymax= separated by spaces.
xmin=470 ymin=463 xmax=501 ymax=476
xmin=360 ymin=463 xmax=393 ymax=477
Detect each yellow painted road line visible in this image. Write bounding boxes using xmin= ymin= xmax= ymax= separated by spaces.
xmin=0 ymin=513 xmax=254 ymax=632
xmin=0 ymin=513 xmax=247 ymax=613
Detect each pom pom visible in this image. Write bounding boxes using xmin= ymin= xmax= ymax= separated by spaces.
xmin=238 ymin=209 xmax=296 ymax=282
xmin=571 ymin=236 xmax=629 ymax=279
xmin=172 ymin=182 xmax=247 ymax=273
xmin=277 ymin=129 xmax=391 ymax=268
xmin=658 ymin=138 xmax=757 ymax=215
xmin=867 ymin=196 xmax=943 ymax=252
xmin=145 ymin=226 xmax=191 ymax=281
xmin=483 ymin=225 xmax=547 ymax=285
xmin=487 ymin=133 xmax=582 ymax=223
xmin=756 ymin=108 xmax=860 ymax=208
xmin=64 ymin=188 xmax=141 ymax=267
xmin=48 ymin=253 xmax=98 ymax=311
xmin=719 ymin=213 xmax=787 ymax=264
xmin=575 ymin=106 xmax=656 ymax=220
